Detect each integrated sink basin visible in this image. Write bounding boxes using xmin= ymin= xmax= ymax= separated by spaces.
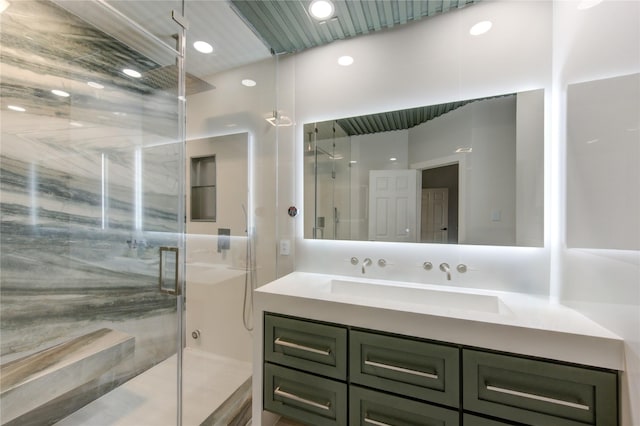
xmin=330 ymin=279 xmax=506 ymax=314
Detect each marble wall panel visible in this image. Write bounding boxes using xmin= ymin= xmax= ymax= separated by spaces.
xmin=1 ymin=1 xmax=184 ymax=423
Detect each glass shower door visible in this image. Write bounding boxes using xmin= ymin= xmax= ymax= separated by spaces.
xmin=0 ymin=1 xmax=185 ymax=424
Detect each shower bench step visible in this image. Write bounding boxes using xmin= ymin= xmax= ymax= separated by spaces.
xmin=0 ymin=328 xmax=134 ymax=424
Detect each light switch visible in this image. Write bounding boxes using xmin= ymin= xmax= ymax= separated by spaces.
xmin=491 ymin=210 xmax=502 ymax=222
xmin=279 ymin=239 xmax=291 ymax=256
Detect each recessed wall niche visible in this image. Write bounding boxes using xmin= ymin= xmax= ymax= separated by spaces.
xmin=190 ymin=155 xmax=217 ymax=221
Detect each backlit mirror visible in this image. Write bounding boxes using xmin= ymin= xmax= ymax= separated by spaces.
xmin=567 ymin=73 xmax=639 ymax=250
xmin=304 ymin=89 xmax=544 ymax=247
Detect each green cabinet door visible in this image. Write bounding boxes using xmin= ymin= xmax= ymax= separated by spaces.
xmin=265 ymin=313 xmax=347 ymax=380
xmin=462 ymin=413 xmax=514 ymax=425
xmin=462 ymin=349 xmax=618 ymax=426
xmin=264 ymin=363 xmax=347 ymax=426
xmin=350 ymin=385 xmax=460 ymax=426
xmin=350 ymin=329 xmax=460 ymax=408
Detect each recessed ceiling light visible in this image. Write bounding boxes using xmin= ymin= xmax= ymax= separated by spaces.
xmin=70 ymin=121 xmax=83 ymax=127
xmin=8 ymin=105 xmax=25 ymax=112
xmin=87 ymin=81 xmax=104 ymax=89
xmin=193 ymin=41 xmax=214 ymax=54
xmin=455 ymin=147 xmax=473 ymax=153
xmin=390 ymin=157 xmax=397 ymax=161
xmin=309 ymin=0 xmax=334 ymax=20
xmin=350 ymin=160 xmax=357 ymax=164
xmin=577 ymin=0 xmax=603 ymax=10
xmin=338 ymin=55 xmax=354 ymax=66
xmin=0 ymin=0 xmax=10 ymax=14
xmin=51 ymin=89 xmax=70 ymax=97
xmin=470 ymin=20 xmax=492 ymax=36
xmin=123 ymin=68 xmax=142 ymax=78
xmin=242 ymin=79 xmax=257 ymax=87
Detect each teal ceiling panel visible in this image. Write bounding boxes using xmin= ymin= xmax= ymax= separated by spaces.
xmin=334 ymin=94 xmax=513 ymax=136
xmin=230 ymin=0 xmax=480 ymax=54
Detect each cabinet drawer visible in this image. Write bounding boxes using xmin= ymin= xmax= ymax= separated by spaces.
xmin=350 ymin=385 xmax=459 ymax=426
xmin=350 ymin=329 xmax=460 ymax=408
xmin=463 ymin=349 xmax=618 ymax=425
xmin=265 ymin=313 xmax=347 ymax=380
xmin=463 ymin=413 xmax=515 ymax=425
xmin=264 ymin=363 xmax=347 ymax=426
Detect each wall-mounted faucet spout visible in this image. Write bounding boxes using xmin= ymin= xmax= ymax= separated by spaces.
xmin=440 ymin=262 xmax=451 ymax=280
xmin=362 ymin=258 xmax=372 ymax=274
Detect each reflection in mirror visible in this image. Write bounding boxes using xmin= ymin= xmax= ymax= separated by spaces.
xmin=567 ymin=73 xmax=640 ymax=250
xmin=304 ymin=89 xmax=544 ymax=247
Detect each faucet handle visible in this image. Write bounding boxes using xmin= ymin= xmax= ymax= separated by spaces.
xmin=362 ymin=257 xmax=372 ymax=274
xmin=439 ymin=262 xmax=452 ymax=281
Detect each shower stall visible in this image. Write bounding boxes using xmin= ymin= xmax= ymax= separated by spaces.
xmin=0 ymin=1 xmax=275 ymax=424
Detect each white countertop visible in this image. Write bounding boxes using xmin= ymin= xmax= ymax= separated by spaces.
xmin=255 ymin=271 xmax=625 ymax=371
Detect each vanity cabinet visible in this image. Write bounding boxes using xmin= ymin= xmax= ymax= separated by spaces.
xmin=462 ymin=413 xmax=513 ymax=425
xmin=264 ymin=314 xmax=347 ymax=380
xmin=463 ymin=349 xmax=618 ymax=426
xmin=350 ymin=385 xmax=460 ymax=426
xmin=350 ymin=329 xmax=459 ymax=408
xmin=264 ymin=363 xmax=347 ymax=425
xmin=262 ymin=313 xmax=619 ymax=426
xmin=263 ymin=314 xmax=348 ymax=425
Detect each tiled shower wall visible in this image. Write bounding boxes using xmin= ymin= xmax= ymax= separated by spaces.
xmin=1 ymin=1 xmax=183 ymax=423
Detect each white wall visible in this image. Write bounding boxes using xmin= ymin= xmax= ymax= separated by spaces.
xmin=287 ymin=0 xmax=552 ymax=295
xmin=274 ymin=0 xmax=639 ymax=423
xmin=187 ymin=57 xmax=279 ymax=288
xmin=351 ymin=131 xmax=409 ymax=172
xmin=553 ymin=1 xmax=640 ymax=424
xmin=186 ymin=58 xmax=279 ymax=361
xmin=184 ymin=133 xmax=252 ymax=361
xmin=408 ymin=96 xmax=517 ymax=246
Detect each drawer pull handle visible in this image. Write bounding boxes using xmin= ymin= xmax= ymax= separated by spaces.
xmin=274 ymin=386 xmax=331 ymax=411
xmin=364 ymin=360 xmax=438 ymax=380
xmin=274 ymin=337 xmax=331 ymax=356
xmin=364 ymin=417 xmax=394 ymax=426
xmin=486 ymin=385 xmax=590 ymax=411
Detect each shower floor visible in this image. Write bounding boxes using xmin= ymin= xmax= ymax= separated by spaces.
xmin=55 ymin=347 xmax=252 ymax=426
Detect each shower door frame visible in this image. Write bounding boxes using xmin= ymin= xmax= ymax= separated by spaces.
xmin=89 ymin=3 xmax=190 ymax=422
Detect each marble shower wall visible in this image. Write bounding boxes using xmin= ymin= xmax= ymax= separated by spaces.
xmin=1 ymin=1 xmax=184 ymax=423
